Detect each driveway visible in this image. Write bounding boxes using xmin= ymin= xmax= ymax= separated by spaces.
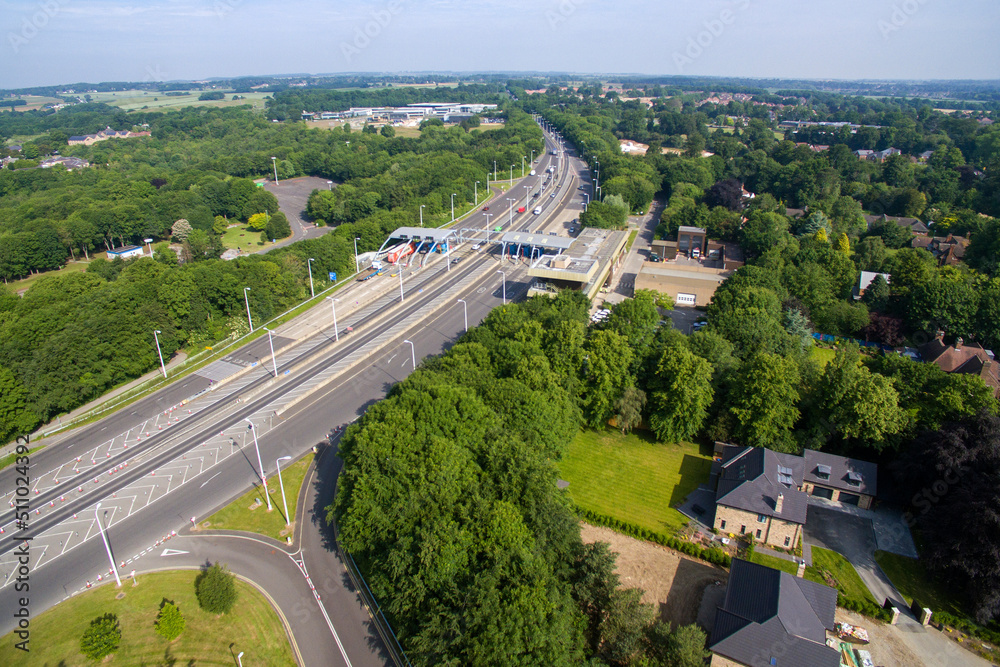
xmin=665 ymin=306 xmax=702 ymax=333
xmin=805 ymin=505 xmax=990 ymax=667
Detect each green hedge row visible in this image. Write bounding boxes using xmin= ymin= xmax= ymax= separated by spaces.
xmin=934 ymin=612 xmax=1000 ymax=646
xmin=576 ymin=507 xmax=731 ymax=568
xmin=837 ymin=593 xmax=893 ymax=622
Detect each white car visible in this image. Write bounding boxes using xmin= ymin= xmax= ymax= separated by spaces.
xmin=472 ymin=243 xmax=482 ymax=251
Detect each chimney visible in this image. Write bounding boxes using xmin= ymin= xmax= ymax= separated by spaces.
xmin=935 ymin=330 xmax=945 ymax=342
xmin=955 ymin=337 xmax=963 ymax=351
xmin=775 ymin=493 xmax=784 ymax=514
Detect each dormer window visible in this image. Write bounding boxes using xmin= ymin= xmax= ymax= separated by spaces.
xmin=815 ymin=464 xmax=831 ymax=480
xmin=847 ymin=471 xmax=862 ymax=486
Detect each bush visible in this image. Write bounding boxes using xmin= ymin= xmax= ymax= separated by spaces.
xmin=837 ymin=593 xmax=892 ymax=622
xmin=935 ymin=612 xmax=1000 ymax=645
xmin=155 ymin=601 xmax=185 ymax=640
xmin=195 ymin=563 xmax=238 ymax=614
xmin=576 ymin=507 xmax=731 ymax=568
xmin=80 ymin=613 xmax=121 ymax=660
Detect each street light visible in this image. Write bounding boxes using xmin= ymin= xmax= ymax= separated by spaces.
xmin=457 ymin=299 xmax=468 ymax=332
xmin=245 ymin=419 xmax=271 ymax=511
xmin=237 ymin=652 xmax=244 ymax=667
xmin=353 ymin=237 xmax=360 ymax=274
xmin=497 ymin=271 xmax=507 ymax=304
xmin=474 ymin=180 xmax=480 ymax=203
xmin=509 ymin=164 xmax=514 ymax=185
xmin=419 ymin=204 xmax=425 ymax=228
xmin=403 ymin=339 xmax=416 ymax=369
xmin=307 ymin=258 xmax=315 ymax=298
xmin=523 ymin=185 xmax=530 ymax=211
xmin=493 ymin=160 xmax=497 ymax=181
xmin=521 ymin=154 xmax=526 ymax=176
xmin=263 ymin=327 xmax=278 ymax=377
xmin=276 ymin=456 xmax=292 ymax=527
xmin=152 ymin=330 xmax=167 ymax=379
xmin=325 ymin=297 xmax=339 ymax=342
xmin=326 ymin=180 xmax=333 ymax=190
xmin=530 ymin=149 xmax=535 ymax=163
xmin=94 ymin=503 xmax=122 ymax=587
xmin=451 ymin=193 xmax=456 ymax=222
xmin=271 ymin=156 xmax=278 ymax=184
xmin=243 ymin=287 xmax=253 ymax=332
xmin=398 ymin=266 xmax=404 ymax=303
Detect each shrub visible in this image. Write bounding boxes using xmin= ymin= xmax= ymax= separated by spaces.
xmin=837 ymin=594 xmax=892 ymax=622
xmin=934 ymin=612 xmax=1000 ymax=645
xmin=80 ymin=613 xmax=121 ymax=660
xmin=155 ymin=601 xmax=185 ymax=640
xmin=195 ymin=563 xmax=238 ymax=614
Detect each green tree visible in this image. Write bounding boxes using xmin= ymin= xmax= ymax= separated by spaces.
xmin=155 ymin=601 xmax=185 ymax=640
xmin=247 ymin=212 xmax=270 ymax=231
xmin=662 ymin=624 xmax=710 ymax=667
xmin=264 ymin=211 xmax=292 ymax=240
xmin=212 ymin=215 xmax=229 ymax=234
xmin=80 ymin=613 xmax=121 ymax=660
xmin=727 ymin=353 xmax=801 ymax=451
xmin=583 ymin=330 xmax=635 ymax=428
xmin=861 ymin=274 xmax=890 ymax=311
xmin=646 ymin=342 xmax=714 ymax=443
xmin=0 ymin=366 xmax=40 ymax=444
xmin=598 ymin=588 xmax=654 ymax=666
xmin=815 ymin=345 xmax=905 ymax=446
xmin=380 ymin=123 xmax=396 ymax=138
xmin=195 ymin=563 xmax=238 ymax=614
xmin=614 ymin=386 xmax=646 ymax=434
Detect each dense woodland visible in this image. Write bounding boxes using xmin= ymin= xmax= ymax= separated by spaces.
xmin=333 ymin=292 xmax=708 ymax=666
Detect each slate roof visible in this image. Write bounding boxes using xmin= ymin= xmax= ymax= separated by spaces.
xmin=715 ymin=446 xmax=808 ymax=525
xmin=864 ymin=213 xmax=928 ymax=234
xmin=919 ymin=337 xmax=999 ymax=397
xmin=803 ymin=450 xmax=878 ymax=497
xmin=710 ymin=559 xmax=839 ymax=667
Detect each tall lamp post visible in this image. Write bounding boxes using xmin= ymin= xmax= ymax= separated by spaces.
xmin=271 ymin=156 xmax=278 ymax=184
xmin=521 ymin=155 xmax=525 ymax=176
xmin=474 ymin=180 xmax=480 ymax=204
xmin=307 ymin=257 xmax=315 ymax=298
xmin=419 ymin=204 xmax=425 ymax=228
xmin=509 ymin=164 xmax=514 ymax=186
xmin=275 ymin=456 xmax=292 ymax=527
xmin=263 ymin=327 xmax=278 ymax=377
xmin=398 ymin=267 xmax=404 ymax=303
xmin=94 ymin=503 xmax=122 ymax=587
xmin=497 ymin=271 xmax=507 ymax=305
xmin=325 ymin=297 xmax=339 ymax=342
xmin=245 ymin=419 xmax=271 ymax=511
xmin=457 ymin=299 xmax=468 ymax=332
xmin=451 ymin=193 xmax=456 ymax=222
xmin=243 ymin=287 xmax=253 ymax=332
xmin=403 ymin=339 xmax=416 ymax=369
xmin=153 ymin=330 xmax=167 ymax=379
xmin=523 ymin=185 xmax=530 ymax=211
xmin=353 ymin=237 xmax=360 ymax=274
xmin=237 ymin=652 xmax=244 ymax=667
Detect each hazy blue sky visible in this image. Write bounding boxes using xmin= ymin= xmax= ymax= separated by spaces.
xmin=1 ymin=0 xmax=997 ymax=89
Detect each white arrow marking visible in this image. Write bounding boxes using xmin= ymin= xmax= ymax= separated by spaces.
xmin=160 ymin=548 xmax=189 ymax=557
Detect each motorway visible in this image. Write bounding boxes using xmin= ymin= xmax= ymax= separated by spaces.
xmin=0 ymin=119 xmax=591 ymax=665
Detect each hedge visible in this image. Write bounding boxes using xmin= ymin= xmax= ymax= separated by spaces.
xmin=576 ymin=507 xmax=731 ymax=568
xmin=837 ymin=593 xmax=892 ymax=623
xmin=934 ymin=612 xmax=1000 ymax=646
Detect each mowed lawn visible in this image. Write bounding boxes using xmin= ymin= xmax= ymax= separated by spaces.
xmin=559 ymin=430 xmax=712 ymax=535
xmin=0 ymin=570 xmax=295 ymax=666
xmin=806 ymin=547 xmax=879 ymax=604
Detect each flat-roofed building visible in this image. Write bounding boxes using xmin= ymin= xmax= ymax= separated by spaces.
xmin=517 ymin=228 xmax=628 ymax=301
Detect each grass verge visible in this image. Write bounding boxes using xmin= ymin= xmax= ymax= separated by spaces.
xmin=806 ymin=547 xmax=878 ymax=604
xmin=203 ymin=453 xmax=314 ymax=541
xmin=874 ymin=550 xmax=965 ymax=616
xmin=749 ymin=550 xmax=799 ymax=575
xmin=558 ymin=429 xmax=712 ymax=536
xmin=0 ymin=570 xmax=295 ymax=665
xmin=0 ymin=445 xmax=42 ymax=472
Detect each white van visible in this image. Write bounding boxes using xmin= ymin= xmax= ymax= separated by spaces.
xmin=533 ymin=207 xmax=542 ymax=215
xmin=530 ymin=169 xmax=536 ymax=176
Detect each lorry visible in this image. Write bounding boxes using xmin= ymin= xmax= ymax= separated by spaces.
xmin=386 ymin=242 xmax=415 ymax=264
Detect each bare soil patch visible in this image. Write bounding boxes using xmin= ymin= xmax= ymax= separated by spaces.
xmin=836 ymin=608 xmax=922 ymax=667
xmin=581 ymin=523 xmax=728 ymax=628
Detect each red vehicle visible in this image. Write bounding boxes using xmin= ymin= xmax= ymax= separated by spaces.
xmin=482 ymin=205 xmax=490 ymax=211
xmin=386 ymin=242 xmax=415 ymax=264
xmin=517 ymin=206 xmax=527 ymax=213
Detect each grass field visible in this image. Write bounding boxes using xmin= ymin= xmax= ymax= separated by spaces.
xmin=874 ymin=550 xmax=965 ymax=616
xmin=0 ymin=570 xmax=295 ymax=666
xmin=203 ymin=454 xmax=314 ymax=541
xmin=558 ymin=429 xmax=712 ymax=536
xmin=8 ymin=259 xmax=91 ymax=293
xmin=806 ymin=547 xmax=878 ymax=603
xmin=221 ymin=224 xmax=276 ymax=253
xmin=84 ymin=89 xmax=272 ymax=112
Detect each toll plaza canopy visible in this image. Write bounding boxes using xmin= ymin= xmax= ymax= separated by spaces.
xmin=378 ymin=226 xmax=458 ymax=254
xmin=500 ymin=231 xmax=575 ymax=255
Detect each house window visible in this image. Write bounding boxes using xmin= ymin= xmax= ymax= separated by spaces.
xmin=755 ymin=529 xmax=762 ymax=539
xmin=720 ymin=519 xmax=726 ymax=530
xmin=740 ymin=525 xmax=746 ymax=534
xmin=757 ymin=513 xmax=767 ymax=523
xmin=784 ymin=536 xmax=791 ymax=547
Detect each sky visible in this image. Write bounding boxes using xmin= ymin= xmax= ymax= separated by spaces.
xmin=0 ymin=0 xmax=998 ymax=90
